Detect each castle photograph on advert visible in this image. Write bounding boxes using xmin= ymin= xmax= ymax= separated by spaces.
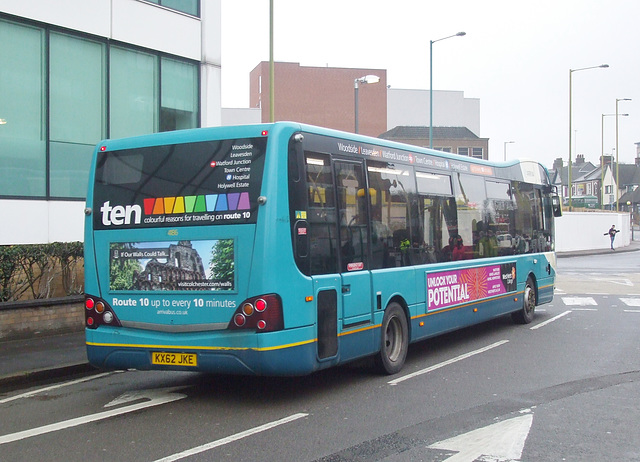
xmin=109 ymin=239 xmax=234 ymax=292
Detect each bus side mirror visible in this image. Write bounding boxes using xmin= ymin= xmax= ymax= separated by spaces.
xmin=552 ymin=195 xmax=562 ymax=217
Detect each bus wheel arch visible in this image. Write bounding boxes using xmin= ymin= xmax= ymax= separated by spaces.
xmin=374 ymin=300 xmax=409 ymax=375
xmin=512 ymin=274 xmax=537 ymax=324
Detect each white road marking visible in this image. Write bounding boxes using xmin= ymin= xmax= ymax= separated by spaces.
xmin=388 ymin=340 xmax=509 ymax=386
xmin=624 ymin=310 xmax=640 ymax=313
xmin=620 ymin=298 xmax=640 ymax=307
xmin=0 ymin=386 xmax=186 ymax=445
xmin=0 ymin=372 xmax=114 ymax=405
xmin=428 ymin=413 xmax=533 ymax=461
xmin=562 ymin=297 xmax=597 ymax=306
xmin=590 ymin=277 xmax=633 ymax=286
xmin=530 ymin=310 xmax=571 ymax=330
xmin=152 ymin=413 xmax=309 ymax=462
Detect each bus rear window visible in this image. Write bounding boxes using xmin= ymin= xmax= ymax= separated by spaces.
xmin=93 ymin=137 xmax=266 ymax=230
xmin=102 ymin=154 xmax=143 ymax=185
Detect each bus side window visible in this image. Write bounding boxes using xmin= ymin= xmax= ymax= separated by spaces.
xmin=367 ymin=161 xmax=417 ymax=269
xmin=416 ymin=171 xmax=455 ymax=264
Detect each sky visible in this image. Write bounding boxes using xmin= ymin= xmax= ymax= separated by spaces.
xmin=221 ymin=0 xmax=640 ymax=169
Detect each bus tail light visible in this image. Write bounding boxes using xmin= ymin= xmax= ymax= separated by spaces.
xmin=234 ymin=313 xmax=246 ymax=327
xmin=84 ymin=295 xmax=122 ymax=329
xmin=228 ymin=294 xmax=283 ymax=332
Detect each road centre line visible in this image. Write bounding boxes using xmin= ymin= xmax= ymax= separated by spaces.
xmin=561 ymin=297 xmax=597 ymax=306
xmin=152 ymin=413 xmax=309 ymax=462
xmin=388 ymin=340 xmax=509 ymax=386
xmin=0 ymin=372 xmax=115 ymax=405
xmin=530 ymin=310 xmax=571 ymax=330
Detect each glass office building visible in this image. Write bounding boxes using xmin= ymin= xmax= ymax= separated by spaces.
xmin=0 ymin=0 xmax=221 ymax=244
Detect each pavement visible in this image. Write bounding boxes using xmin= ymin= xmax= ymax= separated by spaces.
xmin=0 ymin=331 xmax=94 ymax=391
xmin=1 ymin=241 xmax=639 ymax=391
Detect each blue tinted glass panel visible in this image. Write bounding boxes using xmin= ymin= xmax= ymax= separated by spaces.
xmin=0 ymin=20 xmax=46 ymax=197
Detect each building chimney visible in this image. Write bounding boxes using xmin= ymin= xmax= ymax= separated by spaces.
xmin=553 ymin=158 xmax=563 ymax=171
xmin=601 ymin=155 xmax=613 ymax=168
xmin=576 ymin=154 xmax=585 ymax=165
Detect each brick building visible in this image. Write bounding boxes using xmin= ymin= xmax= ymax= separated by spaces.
xmin=250 ymin=62 xmax=387 ymax=137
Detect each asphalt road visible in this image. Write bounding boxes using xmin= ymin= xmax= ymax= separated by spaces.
xmin=1 ymin=251 xmax=639 ymax=461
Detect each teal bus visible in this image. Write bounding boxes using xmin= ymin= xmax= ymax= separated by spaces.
xmin=84 ymin=122 xmax=562 ymax=376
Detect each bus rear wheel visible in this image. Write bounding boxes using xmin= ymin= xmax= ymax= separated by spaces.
xmin=375 ymin=303 xmax=408 ymax=375
xmin=512 ymin=277 xmax=536 ymax=324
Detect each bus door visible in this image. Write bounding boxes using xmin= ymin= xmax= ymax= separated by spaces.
xmin=334 ymin=159 xmax=373 ymax=325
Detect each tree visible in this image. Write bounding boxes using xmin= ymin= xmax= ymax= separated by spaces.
xmin=209 ymin=239 xmax=234 ymax=288
xmin=110 ymin=243 xmax=142 ymax=290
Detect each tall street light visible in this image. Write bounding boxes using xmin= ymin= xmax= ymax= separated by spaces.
xmin=615 ymin=97 xmax=632 ymax=211
xmin=568 ymin=64 xmax=609 ymax=211
xmin=430 ymin=31 xmax=466 ymax=148
xmin=354 ymin=75 xmax=380 ymax=134
xmin=601 ymin=113 xmax=628 ymax=209
xmin=269 ymin=0 xmax=275 ymax=122
xmin=503 ymin=141 xmax=515 ymax=161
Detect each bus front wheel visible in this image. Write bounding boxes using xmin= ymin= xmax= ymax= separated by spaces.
xmin=512 ymin=277 xmax=536 ymax=324
xmin=374 ymin=303 xmax=409 ymax=375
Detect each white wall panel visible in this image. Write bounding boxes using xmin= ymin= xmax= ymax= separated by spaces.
xmin=111 ymin=0 xmax=201 ymax=59
xmin=0 ymin=200 xmax=85 ymax=244
xmin=201 ymin=63 xmax=222 ymax=127
xmin=0 ymin=0 xmax=110 ymax=37
xmin=201 ymin=0 xmax=221 ymax=64
xmin=0 ymin=200 xmax=50 ymax=244
xmin=48 ymin=201 xmax=85 ymax=243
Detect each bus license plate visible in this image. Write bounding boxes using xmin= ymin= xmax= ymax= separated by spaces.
xmin=151 ymin=352 xmax=197 ymax=367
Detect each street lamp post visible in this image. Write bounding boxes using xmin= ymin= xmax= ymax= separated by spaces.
xmin=429 ymin=31 xmax=465 ymax=149
xmin=354 ymin=75 xmax=380 ymax=134
xmin=601 ymin=113 xmax=628 ymax=209
xmin=269 ymin=0 xmax=274 ymax=123
xmin=503 ymin=141 xmax=515 ymax=161
xmin=568 ymin=64 xmax=609 ymax=211
xmin=615 ymin=98 xmax=631 ymax=211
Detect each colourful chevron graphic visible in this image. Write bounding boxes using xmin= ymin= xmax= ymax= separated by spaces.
xmin=143 ymin=192 xmax=251 ymax=215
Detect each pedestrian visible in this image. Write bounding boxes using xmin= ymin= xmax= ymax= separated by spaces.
xmin=604 ymin=224 xmax=619 ymax=250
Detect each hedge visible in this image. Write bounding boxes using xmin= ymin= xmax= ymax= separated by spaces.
xmin=0 ymin=242 xmax=84 ymax=302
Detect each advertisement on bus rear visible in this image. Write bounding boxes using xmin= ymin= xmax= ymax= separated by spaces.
xmin=426 ymin=262 xmax=516 ymax=312
xmin=109 ymin=239 xmax=234 ymax=292
xmin=93 ymin=137 xmax=266 ymax=230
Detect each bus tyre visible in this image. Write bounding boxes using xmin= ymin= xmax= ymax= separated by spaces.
xmin=512 ymin=277 xmax=536 ymax=324
xmin=375 ymin=303 xmax=409 ymax=375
